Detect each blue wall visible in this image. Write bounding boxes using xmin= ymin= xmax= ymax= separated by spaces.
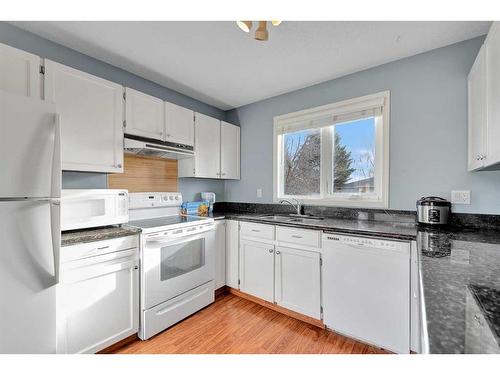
xmin=225 ymin=36 xmax=500 ymax=214
xmin=3 ymin=22 xmax=499 ymax=213
xmin=0 ymin=22 xmax=225 ymax=200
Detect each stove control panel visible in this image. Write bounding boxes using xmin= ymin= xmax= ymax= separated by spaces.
xmin=129 ymin=192 xmax=182 ymax=209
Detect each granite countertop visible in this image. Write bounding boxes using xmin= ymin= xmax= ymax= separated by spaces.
xmin=212 ymin=210 xmax=500 ymax=354
xmin=417 ymin=227 xmax=500 ymax=353
xmin=61 ymin=225 xmax=142 ymax=247
xmin=468 ymin=285 xmax=500 ymax=347
xmin=212 ymin=211 xmax=418 ymax=240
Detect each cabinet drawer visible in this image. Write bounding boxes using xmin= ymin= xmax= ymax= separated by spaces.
xmin=276 ymin=226 xmax=320 ymax=248
xmin=240 ymin=222 xmax=275 ymax=241
xmin=61 ymin=235 xmax=139 ymax=263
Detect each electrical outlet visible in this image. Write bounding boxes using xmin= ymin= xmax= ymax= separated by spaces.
xmin=256 ymin=188 xmax=263 ymax=198
xmin=451 ymin=190 xmax=471 ymax=204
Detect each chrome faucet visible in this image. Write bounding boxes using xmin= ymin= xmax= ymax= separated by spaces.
xmin=279 ymin=198 xmax=302 ymax=216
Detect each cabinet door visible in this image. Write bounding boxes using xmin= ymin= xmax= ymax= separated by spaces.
xmin=220 ymin=121 xmax=240 ymax=179
xmin=0 ymin=43 xmax=41 ymax=99
xmin=468 ymin=44 xmax=487 ymax=171
xmin=125 ymin=87 xmax=164 ymax=140
xmin=57 ymin=265 xmax=139 ymax=354
xmin=239 ymin=239 xmax=274 ymax=302
xmin=214 ymin=220 xmax=226 ymax=290
xmin=486 ymin=22 xmax=500 ymax=166
xmin=275 ymin=246 xmax=321 ymax=319
xmin=165 ymin=102 xmax=194 ymax=146
xmin=44 ymin=60 xmax=124 ymax=173
xmin=225 ymin=220 xmax=239 ymax=289
xmin=193 ymin=112 xmax=221 ymax=178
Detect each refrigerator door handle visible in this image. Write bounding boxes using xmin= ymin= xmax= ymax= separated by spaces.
xmin=50 ymin=200 xmax=61 ymax=284
xmin=51 ymin=114 xmax=62 ymax=199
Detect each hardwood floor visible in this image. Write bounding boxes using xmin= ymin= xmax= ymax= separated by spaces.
xmin=110 ymin=293 xmax=388 ymax=354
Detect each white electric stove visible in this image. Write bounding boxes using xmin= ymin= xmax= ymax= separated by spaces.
xmin=127 ymin=192 xmax=215 ymax=340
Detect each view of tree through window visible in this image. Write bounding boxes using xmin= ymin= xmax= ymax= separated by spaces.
xmin=282 ymin=117 xmax=376 ymax=197
xmin=333 ymin=117 xmax=375 ymax=193
xmin=283 ymin=129 xmax=320 ymax=195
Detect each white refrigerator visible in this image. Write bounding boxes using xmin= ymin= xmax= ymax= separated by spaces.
xmin=0 ymin=91 xmax=61 ymax=353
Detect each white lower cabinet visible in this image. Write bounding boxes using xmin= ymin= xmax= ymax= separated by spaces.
xmin=239 ymin=239 xmax=275 ymax=302
xmin=214 ymin=220 xmax=226 ymax=289
xmin=274 ymin=246 xmax=321 ymax=319
xmin=238 ymin=223 xmax=322 ymax=319
xmin=225 ymin=220 xmax=240 ymax=289
xmin=57 ymin=237 xmax=139 ymax=354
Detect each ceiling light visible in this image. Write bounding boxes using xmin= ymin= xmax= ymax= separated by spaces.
xmin=236 ymin=21 xmax=252 ymax=33
xmin=236 ymin=20 xmax=281 ymax=41
xmin=254 ymin=21 xmax=269 ymax=41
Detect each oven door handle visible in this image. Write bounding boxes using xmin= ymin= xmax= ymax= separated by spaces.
xmin=145 ymin=230 xmax=212 ymax=246
xmin=145 ymin=225 xmax=215 ymax=243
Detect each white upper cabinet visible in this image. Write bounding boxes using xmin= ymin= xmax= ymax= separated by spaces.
xmin=165 ymin=101 xmax=194 ymax=146
xmin=220 ymin=121 xmax=240 ymax=179
xmin=239 ymin=239 xmax=275 ymax=303
xmin=178 ymin=115 xmax=240 ymax=180
xmin=486 ymin=22 xmax=500 ymax=167
xmin=0 ymin=43 xmax=41 ymax=99
xmin=178 ymin=112 xmax=220 ymax=178
xmin=468 ymin=22 xmax=500 ymax=171
xmin=274 ymin=246 xmax=321 ymax=319
xmin=195 ymin=112 xmax=221 ymax=178
xmin=44 ymin=60 xmax=124 ymax=173
xmin=125 ymin=87 xmax=164 ymax=140
xmin=468 ymin=44 xmax=487 ymax=171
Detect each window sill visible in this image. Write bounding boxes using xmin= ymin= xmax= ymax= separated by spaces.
xmin=275 ymin=197 xmax=388 ymax=209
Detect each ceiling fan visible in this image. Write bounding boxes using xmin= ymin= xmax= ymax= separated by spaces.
xmin=236 ymin=21 xmax=282 ymax=41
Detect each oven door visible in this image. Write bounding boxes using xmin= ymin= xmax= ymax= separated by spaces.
xmin=142 ymin=228 xmax=215 ymax=310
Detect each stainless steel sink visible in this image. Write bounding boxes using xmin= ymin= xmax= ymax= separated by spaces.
xmin=256 ymin=214 xmax=324 ymax=223
xmin=255 ymin=215 xmax=295 ymax=221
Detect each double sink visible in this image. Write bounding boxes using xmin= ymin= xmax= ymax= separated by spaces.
xmin=254 ymin=214 xmax=325 ymax=225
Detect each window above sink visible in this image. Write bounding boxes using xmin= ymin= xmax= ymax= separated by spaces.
xmin=273 ymin=91 xmax=390 ymax=208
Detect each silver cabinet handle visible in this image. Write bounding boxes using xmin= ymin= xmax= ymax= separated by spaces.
xmin=268 ymin=249 xmax=274 ymax=253
xmin=291 ymin=235 xmax=302 ymax=239
xmin=97 ymin=246 xmax=110 ymax=250
xmin=251 ymin=229 xmax=261 ymax=232
xmin=276 ymin=251 xmax=281 ymax=255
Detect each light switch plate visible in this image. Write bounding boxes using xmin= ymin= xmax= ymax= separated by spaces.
xmin=256 ymin=188 xmax=263 ymax=198
xmin=451 ymin=190 xmax=471 ymax=204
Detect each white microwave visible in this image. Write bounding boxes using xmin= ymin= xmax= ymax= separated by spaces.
xmin=61 ymin=189 xmax=129 ymax=231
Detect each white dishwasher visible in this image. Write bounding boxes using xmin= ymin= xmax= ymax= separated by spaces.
xmin=322 ymin=232 xmax=410 ymax=353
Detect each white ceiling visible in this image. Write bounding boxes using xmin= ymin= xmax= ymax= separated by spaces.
xmin=12 ymin=21 xmax=491 ymax=110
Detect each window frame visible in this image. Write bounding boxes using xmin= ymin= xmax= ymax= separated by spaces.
xmin=273 ymin=91 xmax=390 ymax=208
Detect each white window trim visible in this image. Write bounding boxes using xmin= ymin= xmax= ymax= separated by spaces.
xmin=273 ymin=91 xmax=390 ymax=208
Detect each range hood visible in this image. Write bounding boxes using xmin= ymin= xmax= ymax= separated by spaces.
xmin=124 ymin=134 xmax=195 ymax=160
